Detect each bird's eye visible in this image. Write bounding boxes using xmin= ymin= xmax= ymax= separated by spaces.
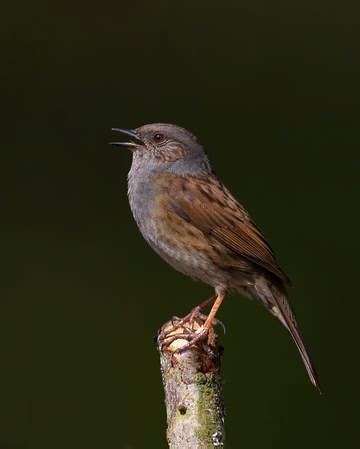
xmin=153 ymin=133 xmax=165 ymax=143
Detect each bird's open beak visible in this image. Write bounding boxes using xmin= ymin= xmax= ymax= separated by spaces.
xmin=109 ymin=128 xmax=144 ymax=148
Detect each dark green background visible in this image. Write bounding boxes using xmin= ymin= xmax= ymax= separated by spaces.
xmin=3 ymin=1 xmax=360 ymax=448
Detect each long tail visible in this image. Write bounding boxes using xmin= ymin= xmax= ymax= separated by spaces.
xmin=254 ymin=279 xmax=321 ymax=392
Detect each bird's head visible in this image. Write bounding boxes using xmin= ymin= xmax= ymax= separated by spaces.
xmin=111 ymin=123 xmax=211 ymax=175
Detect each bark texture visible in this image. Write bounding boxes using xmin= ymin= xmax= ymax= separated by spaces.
xmin=158 ymin=321 xmax=225 ymax=448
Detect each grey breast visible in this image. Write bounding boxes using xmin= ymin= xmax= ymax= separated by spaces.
xmin=127 ymin=164 xmax=231 ymax=288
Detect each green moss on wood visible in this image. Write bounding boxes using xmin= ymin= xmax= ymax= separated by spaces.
xmin=195 ymin=373 xmax=225 ymax=447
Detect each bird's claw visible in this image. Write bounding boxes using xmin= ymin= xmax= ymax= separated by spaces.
xmin=169 ymin=310 xmax=226 ymax=335
xmin=172 ymin=326 xmax=210 ymax=354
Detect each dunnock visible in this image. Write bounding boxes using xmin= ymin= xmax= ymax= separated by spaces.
xmin=111 ymin=123 xmax=320 ymax=391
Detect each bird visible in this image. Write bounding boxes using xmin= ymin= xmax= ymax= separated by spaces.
xmin=110 ymin=123 xmax=320 ymax=391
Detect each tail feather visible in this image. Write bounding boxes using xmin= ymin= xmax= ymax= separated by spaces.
xmin=254 ymin=279 xmax=321 ymax=392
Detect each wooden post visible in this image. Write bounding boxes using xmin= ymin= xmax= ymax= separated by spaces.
xmin=158 ymin=320 xmax=225 ymax=448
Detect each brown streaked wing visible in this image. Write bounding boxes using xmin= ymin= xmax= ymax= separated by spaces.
xmin=164 ymin=174 xmax=290 ymax=283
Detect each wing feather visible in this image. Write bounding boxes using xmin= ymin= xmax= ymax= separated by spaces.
xmin=162 ymin=174 xmax=290 ymax=283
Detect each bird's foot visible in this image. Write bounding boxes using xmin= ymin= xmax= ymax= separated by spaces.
xmin=168 ymin=310 xmax=226 ymax=335
xmin=170 ymin=306 xmax=204 ymax=332
xmin=173 ymin=325 xmax=211 ymax=354
xmin=158 ymin=322 xmax=216 ymax=354
xmin=157 ymin=308 xmax=202 ymax=345
xmin=158 ymin=327 xmax=194 ymax=351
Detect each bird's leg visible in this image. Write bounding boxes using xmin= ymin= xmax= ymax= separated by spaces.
xmin=196 ymin=313 xmax=226 ymax=334
xmin=173 ymin=291 xmax=225 ymax=354
xmin=158 ymin=292 xmax=227 ymax=351
xmin=167 ymin=294 xmax=217 ymax=334
xmin=158 ymin=295 xmax=216 ymax=349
